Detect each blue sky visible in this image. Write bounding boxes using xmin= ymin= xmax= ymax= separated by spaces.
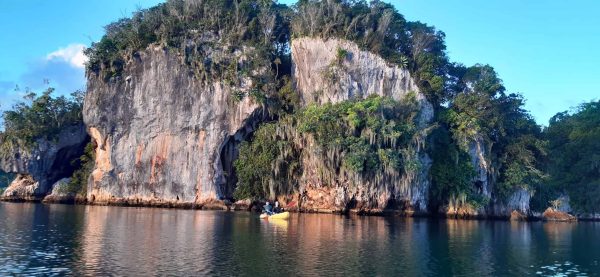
xmin=1 ymin=0 xmax=598 ymax=125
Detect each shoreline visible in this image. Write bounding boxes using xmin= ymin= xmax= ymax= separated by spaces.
xmin=2 ymin=197 xmax=594 ymax=222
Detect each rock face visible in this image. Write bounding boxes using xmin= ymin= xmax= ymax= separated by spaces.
xmin=446 ymin=136 xmax=533 ymax=218
xmin=0 ymin=124 xmax=88 ymax=200
xmin=292 ymin=38 xmax=419 ymax=104
xmin=490 ymin=188 xmax=533 ymax=216
xmin=43 ymin=178 xmax=76 ymax=203
xmin=83 ymin=46 xmax=260 ymax=206
xmin=81 ymin=37 xmax=534 ymax=218
xmin=289 ymin=38 xmax=432 ymax=214
xmin=542 ymin=207 xmax=577 ymax=222
xmin=1 ymin=174 xmax=39 ymax=201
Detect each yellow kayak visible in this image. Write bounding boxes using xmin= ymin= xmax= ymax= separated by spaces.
xmin=259 ymin=211 xmax=290 ymax=220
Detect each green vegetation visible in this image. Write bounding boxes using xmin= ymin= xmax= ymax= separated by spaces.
xmin=442 ymin=65 xmax=546 ymax=199
xmin=296 ymin=94 xmax=420 ymax=173
xmin=57 ymin=142 xmax=96 ymax=195
xmin=85 ymin=0 xmax=291 ymax=95
xmin=428 ymin=125 xmax=479 ymax=208
xmin=234 ymin=123 xmax=298 ymax=200
xmin=0 ymin=88 xmax=84 ymax=155
xmin=0 ymin=170 xmax=14 ymax=194
xmin=542 ymin=101 xmax=600 ymax=213
xmin=335 ymin=47 xmax=349 ymax=64
xmin=234 ymin=94 xmax=422 ymax=199
xmin=291 ymin=0 xmax=411 ymax=69
xmin=291 ymin=0 xmax=446 ymax=105
xmin=78 ymin=0 xmax=600 ymax=212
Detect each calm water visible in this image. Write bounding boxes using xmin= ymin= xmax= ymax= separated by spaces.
xmin=0 ymin=203 xmax=599 ymax=276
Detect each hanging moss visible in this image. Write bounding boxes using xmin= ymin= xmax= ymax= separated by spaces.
xmin=233 ymin=94 xmax=425 ymax=200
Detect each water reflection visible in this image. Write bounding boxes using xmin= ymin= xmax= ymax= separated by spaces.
xmin=1 ymin=203 xmax=600 ymax=275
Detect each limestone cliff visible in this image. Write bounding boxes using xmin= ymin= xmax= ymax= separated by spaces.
xmin=445 ymin=136 xmax=533 ymax=218
xmin=284 ymin=38 xmax=433 ymax=214
xmin=83 ymin=45 xmax=261 ymax=207
xmin=82 ymin=36 xmax=533 ymax=218
xmin=0 ymin=124 xmax=88 ymax=200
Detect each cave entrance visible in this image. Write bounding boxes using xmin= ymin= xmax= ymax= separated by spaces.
xmin=218 ymin=110 xmax=265 ymax=200
xmin=48 ymin=137 xmax=90 ymax=186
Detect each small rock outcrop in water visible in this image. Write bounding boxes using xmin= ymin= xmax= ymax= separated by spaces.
xmin=43 ymin=178 xmax=79 ymax=204
xmin=542 ymin=208 xmax=577 ymax=222
xmin=0 ymin=125 xmax=88 ymax=200
xmin=83 ymin=46 xmax=261 ymax=207
xmin=2 ymin=174 xmax=39 ymax=201
xmin=510 ymin=210 xmax=528 ymax=221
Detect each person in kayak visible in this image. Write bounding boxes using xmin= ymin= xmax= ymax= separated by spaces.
xmin=274 ymin=201 xmax=282 ymax=213
xmin=263 ymin=201 xmax=274 ymax=215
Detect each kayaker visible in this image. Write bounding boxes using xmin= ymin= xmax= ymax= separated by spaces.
xmin=263 ymin=201 xmax=274 ymax=215
xmin=274 ymin=201 xmax=281 ymax=213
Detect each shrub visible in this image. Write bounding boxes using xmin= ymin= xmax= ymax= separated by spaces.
xmin=63 ymin=142 xmax=96 ymax=195
xmin=0 ymin=88 xmax=83 ymax=156
xmin=234 ymin=95 xmax=423 ymax=199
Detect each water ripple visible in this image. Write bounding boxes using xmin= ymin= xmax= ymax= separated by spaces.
xmin=1 ymin=203 xmax=600 ymax=275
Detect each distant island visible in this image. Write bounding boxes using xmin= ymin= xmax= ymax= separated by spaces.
xmin=1 ymin=0 xmax=598 ymax=221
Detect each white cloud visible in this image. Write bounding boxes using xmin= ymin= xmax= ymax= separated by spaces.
xmin=46 ymin=44 xmax=88 ymax=68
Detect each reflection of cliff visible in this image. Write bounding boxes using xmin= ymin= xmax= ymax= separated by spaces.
xmin=79 ymin=206 xmax=220 ymax=275
xmin=507 ymin=222 xmax=533 ymax=267
xmin=444 ymin=220 xmax=493 ymax=275
xmin=543 ymin=222 xmax=574 ymax=248
xmin=0 ymin=203 xmax=88 ymax=275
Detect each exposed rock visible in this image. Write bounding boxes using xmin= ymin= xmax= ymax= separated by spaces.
xmin=290 ymin=37 xmax=432 ymax=214
xmin=555 ymin=194 xmax=572 ymax=213
xmin=490 ymin=188 xmax=533 ymax=217
xmin=0 ymin=124 xmax=88 ymax=200
xmin=1 ymin=174 xmax=39 ymax=201
xmin=441 ymin=136 xmax=534 ymax=218
xmin=292 ymin=38 xmax=417 ymax=103
xmin=231 ymin=199 xmax=252 ymax=211
xmin=445 ymin=203 xmax=479 ymax=219
xmin=542 ymin=208 xmax=577 ymax=222
xmin=468 ymin=137 xmax=492 ymax=199
xmin=510 ymin=210 xmax=528 ymax=221
xmin=83 ymin=45 xmax=261 ymax=207
xmin=43 ymin=178 xmax=76 ymax=203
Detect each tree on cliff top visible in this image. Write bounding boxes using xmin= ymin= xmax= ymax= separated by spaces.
xmin=0 ymin=87 xmax=83 ymax=153
xmin=544 ymin=101 xmax=600 ymax=213
xmin=291 ymin=0 xmax=450 ymax=106
xmin=85 ymin=0 xmax=291 ymax=84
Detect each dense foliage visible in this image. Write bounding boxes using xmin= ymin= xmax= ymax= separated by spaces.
xmin=85 ymin=0 xmax=292 ymax=101
xmin=296 ymin=94 xmax=420 ymax=173
xmin=0 ymin=88 xmax=84 ymax=154
xmin=234 ymin=123 xmax=298 ymax=200
xmin=443 ymin=65 xmax=546 ymax=199
xmin=0 ymin=170 xmax=15 ymax=194
xmin=543 ymin=101 xmax=600 ymax=213
xmin=234 ymin=95 xmax=421 ymax=200
xmin=227 ymin=1 xmax=548 ymax=209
